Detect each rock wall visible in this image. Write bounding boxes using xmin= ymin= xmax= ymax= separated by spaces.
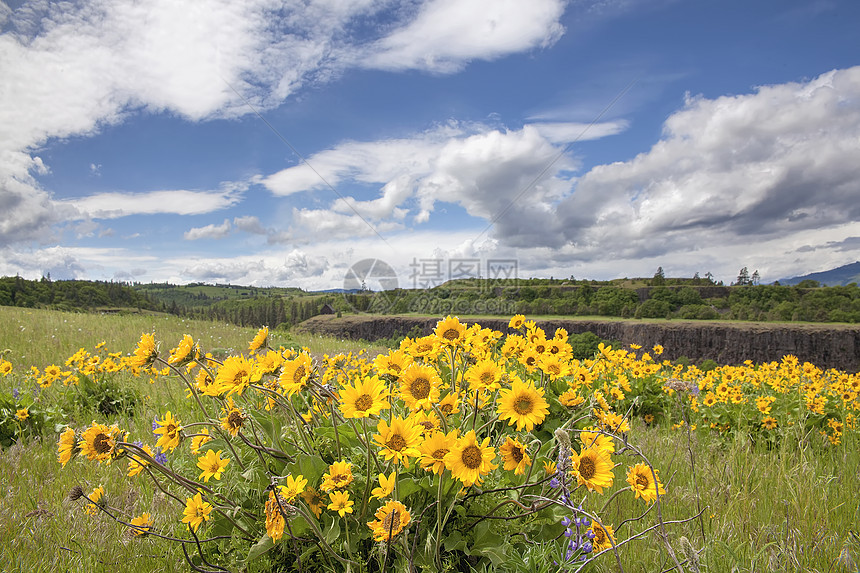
xmin=295 ymin=315 xmax=860 ymax=372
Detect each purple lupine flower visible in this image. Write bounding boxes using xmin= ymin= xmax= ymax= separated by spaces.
xmin=586 ymin=530 xmax=595 ymax=540
xmin=561 ymin=516 xmax=572 ymax=528
xmin=154 ymin=450 xmax=168 ymax=465
xmin=581 ymin=541 xmax=593 ymax=553
xmin=12 ymin=387 xmax=20 ymax=400
xmin=549 ymin=477 xmax=561 ymax=488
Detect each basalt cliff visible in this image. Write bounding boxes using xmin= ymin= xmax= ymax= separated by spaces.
xmin=296 ymin=315 xmax=860 ymax=372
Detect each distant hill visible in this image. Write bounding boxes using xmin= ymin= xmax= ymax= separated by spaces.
xmin=777 ymin=261 xmax=860 ymax=286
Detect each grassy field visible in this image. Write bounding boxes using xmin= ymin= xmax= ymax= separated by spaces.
xmin=0 ymin=306 xmax=857 ymax=572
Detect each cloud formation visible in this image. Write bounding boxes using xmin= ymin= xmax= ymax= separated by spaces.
xmin=554 ymin=66 xmax=860 ymax=261
xmin=0 ymin=0 xmax=570 ymax=247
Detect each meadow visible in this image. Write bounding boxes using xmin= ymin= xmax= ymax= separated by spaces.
xmin=0 ymin=306 xmax=857 ymax=572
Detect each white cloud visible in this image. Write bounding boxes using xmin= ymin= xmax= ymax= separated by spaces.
xmin=184 ymin=219 xmax=233 ymax=241
xmin=360 ymin=0 xmax=566 ymax=72
xmin=0 ymin=0 xmax=570 ymax=248
xmin=63 ymin=187 xmax=244 ymax=219
xmin=262 ymin=121 xmax=589 ymax=244
xmin=552 ymin=66 xmax=860 ymax=261
xmin=233 ymin=215 xmax=268 ymax=235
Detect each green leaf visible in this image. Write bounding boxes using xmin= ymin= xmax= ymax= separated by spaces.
xmin=246 ymin=534 xmax=275 ymax=562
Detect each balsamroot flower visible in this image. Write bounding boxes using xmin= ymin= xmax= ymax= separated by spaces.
xmin=497 ymin=376 xmax=549 ymax=432
xmin=499 ymin=436 xmax=531 ymax=475
xmin=128 ymin=333 xmax=158 ymax=368
xmin=152 ymin=411 xmax=182 ymax=452
xmin=79 ymin=422 xmax=125 ymax=463
xmin=367 ymin=500 xmax=411 ymax=542
xmin=399 ymin=364 xmax=441 ymax=411
xmin=57 ymin=427 xmax=78 ymax=467
xmin=444 ymin=430 xmax=497 ymax=487
xmin=434 ymin=315 xmax=466 ymax=347
xmin=374 ymin=416 xmax=422 ymax=468
xmin=129 ymin=513 xmax=153 ymax=537
xmin=327 ymin=490 xmax=354 ymax=517
xmin=197 ymin=449 xmax=229 ymax=482
xmin=588 ymin=520 xmax=617 ymax=552
xmin=182 ymin=492 xmax=212 ymax=532
xmin=570 ymin=446 xmax=614 ymax=494
xmin=339 ymin=375 xmax=390 ymax=418
xmin=626 ymin=462 xmax=666 ymax=504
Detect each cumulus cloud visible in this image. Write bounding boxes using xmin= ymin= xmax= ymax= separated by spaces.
xmin=261 ymin=120 xmax=618 ymax=245
xmin=550 ymin=66 xmax=860 ymax=261
xmin=184 ymin=219 xmax=233 ymax=241
xmin=360 ymin=0 xmax=566 ymax=72
xmin=0 ymin=0 xmax=570 ymax=248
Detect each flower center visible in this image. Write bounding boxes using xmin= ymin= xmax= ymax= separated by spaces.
xmin=511 ymin=446 xmax=524 ymax=463
xmin=387 ymin=434 xmax=407 ymax=452
xmin=410 ymin=377 xmax=430 ymax=399
xmin=93 ymin=432 xmax=112 ymax=454
xmin=513 ymin=396 xmax=534 ymax=415
xmin=432 ymin=448 xmax=448 ymax=460
xmin=420 ymin=421 xmax=435 ymax=431
xmin=355 ymin=394 xmax=373 ymax=411
xmin=525 ymin=356 xmax=536 ymax=366
xmin=480 ymin=372 xmax=495 ymax=385
xmin=636 ymin=474 xmax=650 ymax=489
xmin=442 ymin=329 xmax=459 ymax=341
xmin=461 ymin=444 xmax=482 ymax=469
xmin=579 ymin=456 xmax=596 ymax=480
xmin=383 ymin=509 xmax=401 ymax=532
xmin=293 ymin=366 xmax=306 ymax=384
xmin=228 ymin=411 xmax=244 ymax=428
xmin=593 ymin=526 xmax=606 ymax=544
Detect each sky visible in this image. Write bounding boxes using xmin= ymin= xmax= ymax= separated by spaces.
xmin=2 ymin=0 xmax=860 ymax=291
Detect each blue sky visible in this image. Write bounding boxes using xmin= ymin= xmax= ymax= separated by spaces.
xmin=2 ymin=0 xmax=860 ymax=290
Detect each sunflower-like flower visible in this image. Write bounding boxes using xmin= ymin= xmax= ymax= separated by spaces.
xmin=79 ymin=422 xmax=125 ymax=463
xmin=248 ymin=327 xmax=269 ymax=355
xmin=399 ymin=363 xmax=441 ymax=411
xmin=301 ymin=487 xmax=326 ymax=518
xmin=437 ymin=392 xmax=460 ymax=417
xmin=418 ymin=429 xmax=458 ymax=475
xmin=182 ymin=492 xmax=212 ymax=532
xmin=464 ymin=359 xmax=503 ymax=393
xmin=508 ymin=314 xmax=526 ymax=329
xmin=168 ymin=334 xmax=197 ymax=366
xmin=374 ymin=349 xmax=412 ymax=380
xmin=57 ymin=426 xmax=78 ymax=467
xmin=570 ymin=446 xmax=614 ymax=494
xmin=129 ymin=513 xmax=153 ymax=537
xmin=497 ymin=376 xmax=549 ymax=432
xmin=579 ymin=427 xmax=615 ymax=453
xmin=444 ymin=430 xmax=497 ymax=487
xmin=127 ymin=443 xmax=154 ymax=477
xmin=589 ymin=520 xmax=617 ymax=553
xmin=327 ymin=490 xmax=354 ymax=517
xmin=220 ymin=397 xmax=246 ymax=436
xmin=434 ymin=315 xmax=466 ymax=347
xmin=213 ymin=354 xmax=257 ymax=397
xmin=190 ymin=428 xmax=212 ymax=454
xmin=559 ymin=388 xmax=585 ymax=408
xmin=153 ymin=411 xmax=182 ymax=452
xmin=409 ymin=335 xmax=441 ymax=359
xmin=626 ymin=462 xmax=666 ymax=504
xmin=371 ymin=471 xmax=396 ymax=499
xmin=499 ymin=436 xmax=531 ymax=475
xmin=367 ymin=500 xmax=411 ymax=542
xmin=128 ymin=333 xmax=158 ymax=368
xmin=411 ymin=409 xmax=442 ymax=436
xmin=84 ymin=485 xmax=105 ymax=516
xmin=374 ymin=415 xmax=422 ymax=468
xmin=197 ymin=449 xmax=229 ymax=482
xmin=538 ymin=354 xmax=571 ymax=381
xmin=339 ymin=375 xmax=390 ymax=418
xmin=321 ymin=461 xmax=354 ymax=492
xmin=279 ymin=353 xmax=314 ymax=396
xmin=265 ymin=489 xmax=288 ymax=542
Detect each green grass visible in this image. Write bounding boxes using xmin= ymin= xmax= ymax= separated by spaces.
xmin=0 ymin=306 xmax=857 ymax=572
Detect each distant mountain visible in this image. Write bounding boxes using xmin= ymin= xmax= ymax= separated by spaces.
xmin=776 ymin=261 xmax=860 ymax=286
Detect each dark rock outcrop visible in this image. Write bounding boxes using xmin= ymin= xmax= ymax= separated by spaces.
xmin=295 ymin=315 xmax=860 ymax=372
